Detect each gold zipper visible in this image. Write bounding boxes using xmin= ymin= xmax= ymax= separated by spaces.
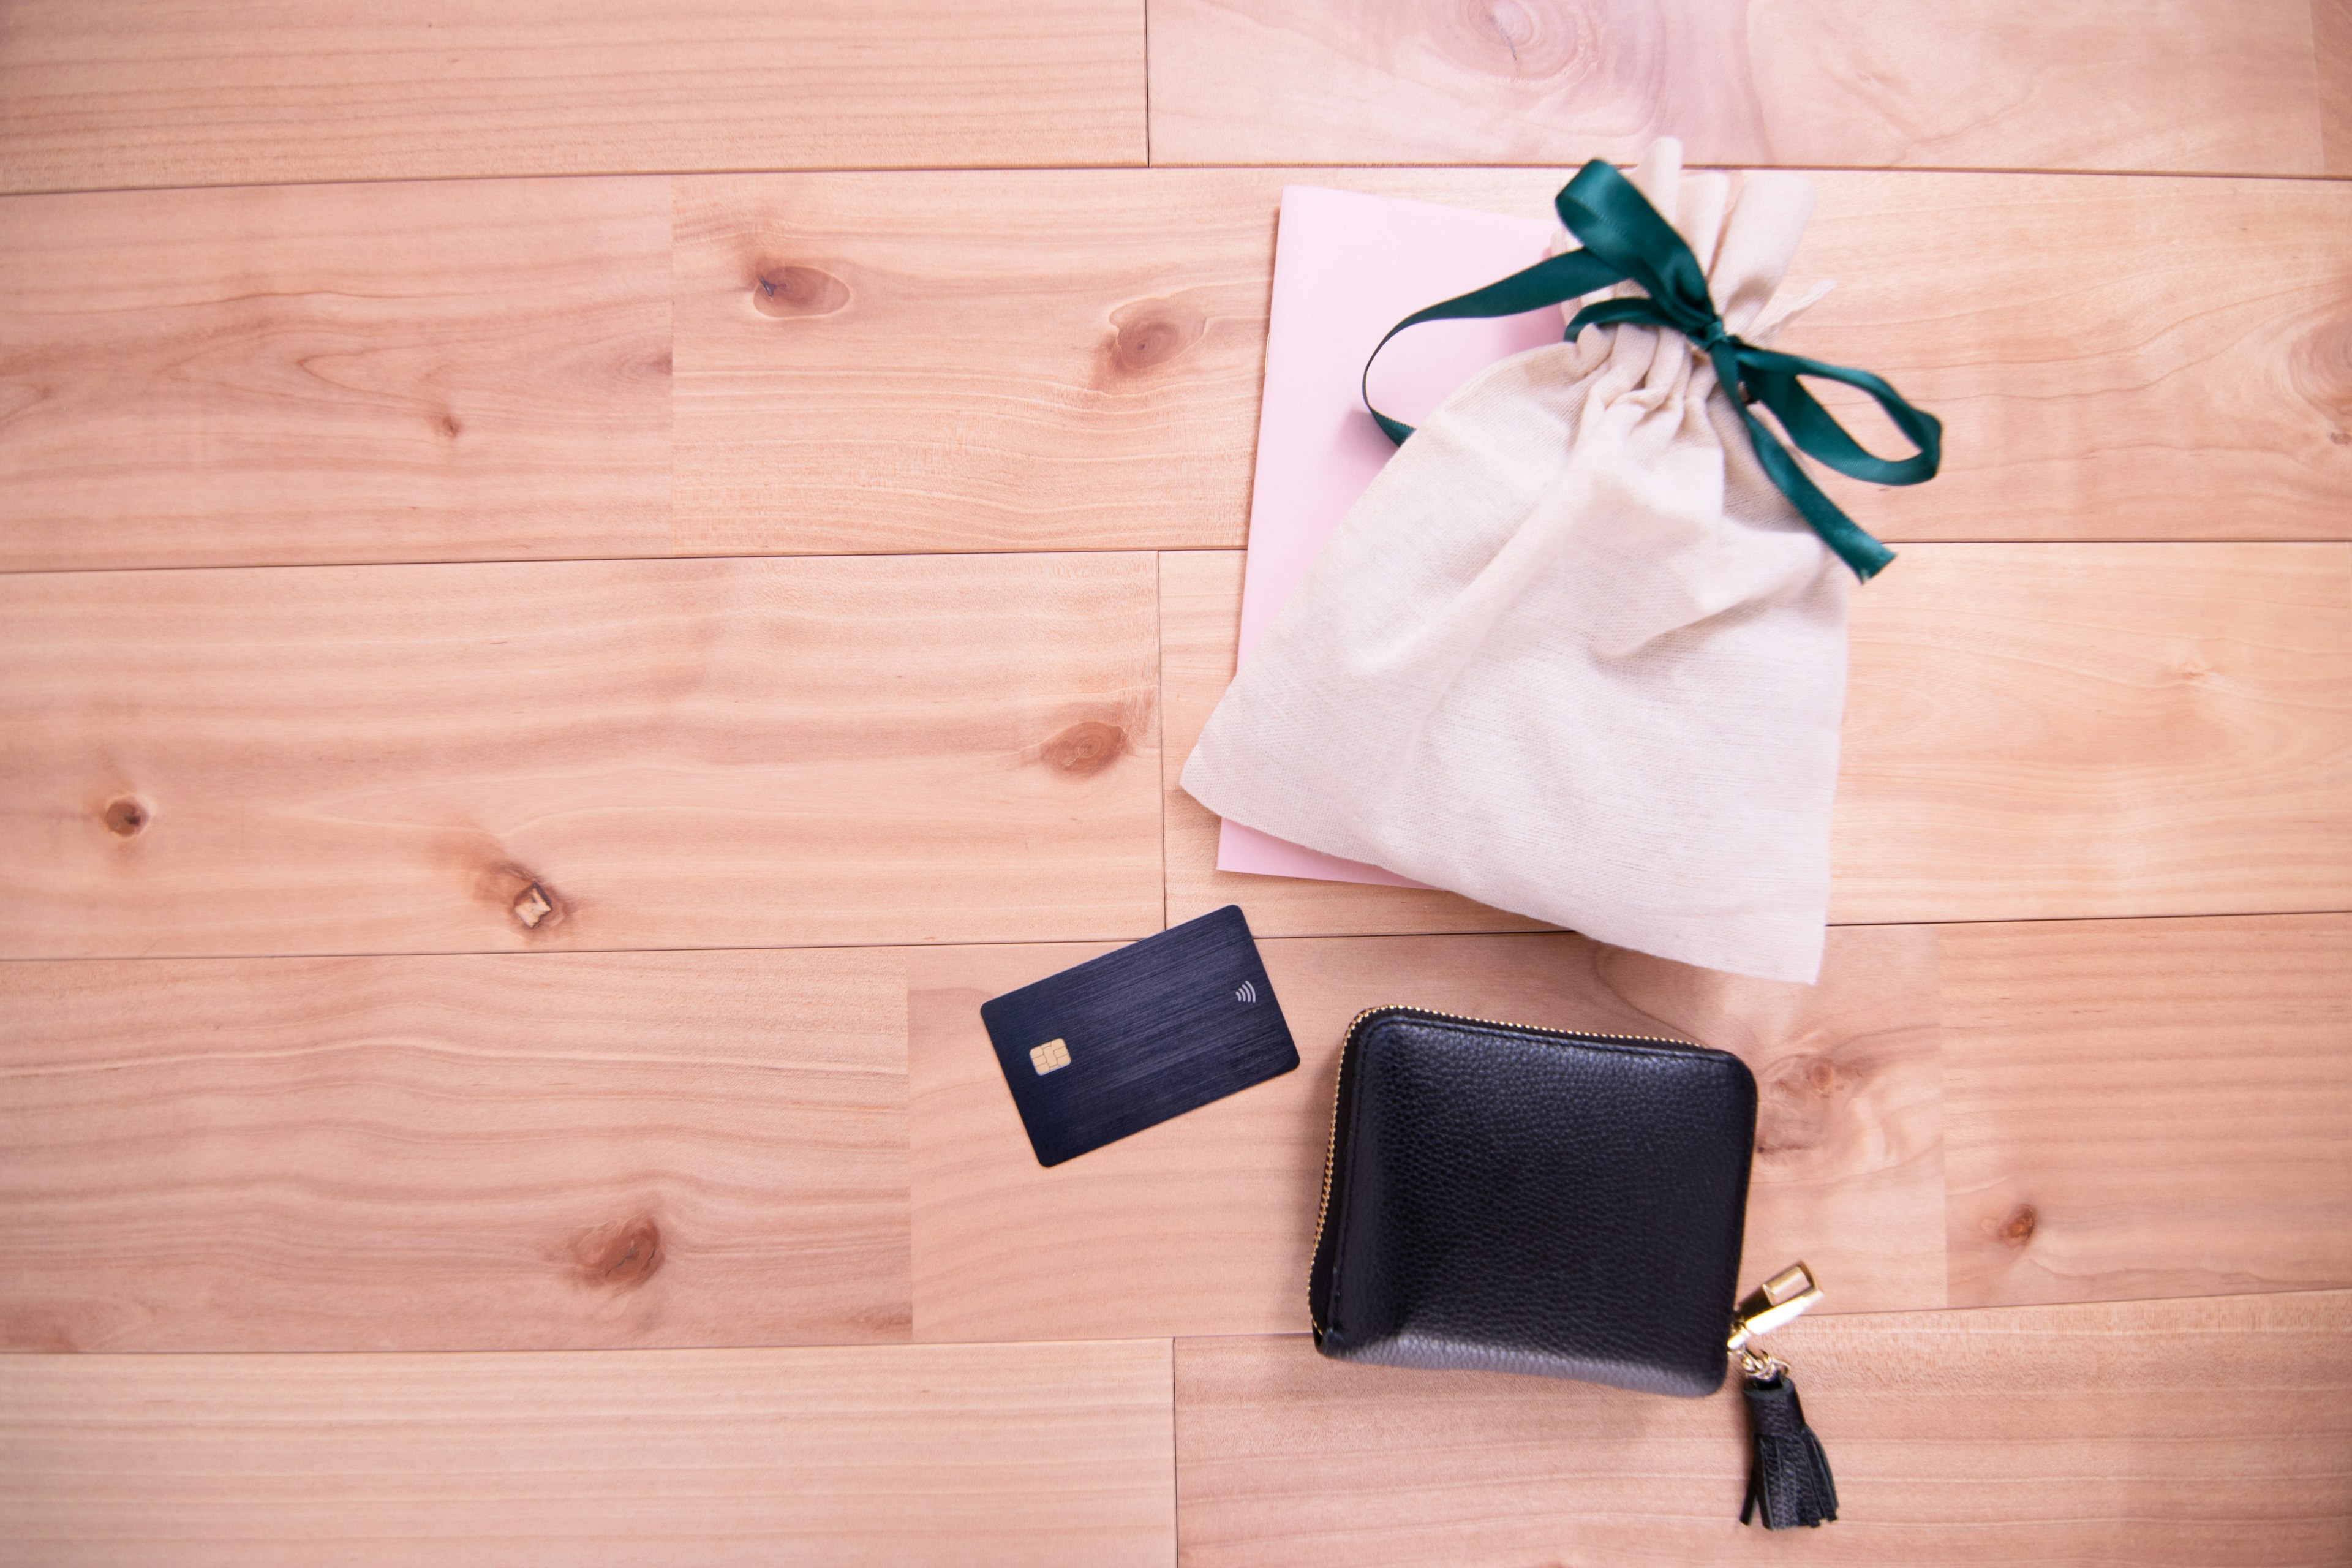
xmin=1306 ymin=1005 xmax=1695 ymax=1335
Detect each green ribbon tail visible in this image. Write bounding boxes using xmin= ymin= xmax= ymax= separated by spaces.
xmin=1732 ymin=392 xmax=1901 ymax=581
xmin=1738 ymin=347 xmax=1943 ymax=488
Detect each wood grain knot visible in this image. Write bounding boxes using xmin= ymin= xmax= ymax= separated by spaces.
xmin=102 ymin=796 xmax=149 ymax=837
xmin=438 ymin=413 xmax=462 ymax=440
xmin=1753 ymin=1052 xmax=1842 ymax=1156
xmin=512 ymin=883 xmax=556 ymax=929
xmin=481 ymin=861 xmax=567 ymax=935
xmin=752 ymin=265 xmax=851 ymax=318
xmin=2288 ymin=307 xmax=2352 ymax=440
xmin=1040 ymin=720 xmax=1126 ymax=776
xmin=573 ymin=1216 xmax=663 ymax=1291
xmin=1998 ymin=1203 xmax=2038 ymax=1248
xmin=1107 ymin=298 xmax=1207 ymax=375
xmin=1431 ymin=0 xmax=1592 ymax=80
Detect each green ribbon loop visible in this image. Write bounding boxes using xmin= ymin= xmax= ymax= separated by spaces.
xmin=1362 ymin=158 xmax=1943 ymax=581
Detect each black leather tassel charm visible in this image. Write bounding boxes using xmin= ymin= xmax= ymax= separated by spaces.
xmin=1740 ymin=1366 xmax=1838 ymax=1528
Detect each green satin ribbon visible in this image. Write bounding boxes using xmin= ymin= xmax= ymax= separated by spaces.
xmin=1362 ymin=159 xmax=1942 ymax=581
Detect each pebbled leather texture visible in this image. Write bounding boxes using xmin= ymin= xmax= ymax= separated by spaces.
xmin=1743 ymin=1371 xmax=1839 ymax=1527
xmin=1310 ymin=1009 xmax=1757 ymax=1398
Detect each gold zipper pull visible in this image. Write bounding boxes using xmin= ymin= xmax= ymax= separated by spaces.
xmin=1727 ymin=1261 xmax=1822 ymax=1354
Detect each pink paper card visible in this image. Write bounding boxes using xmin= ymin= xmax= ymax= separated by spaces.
xmin=1212 ymin=184 xmax=1561 ymax=886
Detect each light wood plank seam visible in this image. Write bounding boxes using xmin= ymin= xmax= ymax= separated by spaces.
xmin=2 ymin=907 xmax=2345 ymax=968
xmin=17 ymin=163 xmax=2352 ymax=202
xmin=0 ymin=160 xmax=1202 ymax=203
xmin=4 ymin=533 xmax=2350 ymax=581
xmin=7 ymin=530 xmax=2352 ymax=581
xmin=1132 ymin=162 xmax=2352 ymax=184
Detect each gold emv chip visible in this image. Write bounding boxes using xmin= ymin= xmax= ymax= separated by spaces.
xmin=1029 ymin=1038 xmax=1072 ymax=1075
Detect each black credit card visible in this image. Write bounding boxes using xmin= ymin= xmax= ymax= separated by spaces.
xmin=979 ymin=905 xmax=1298 ymax=1167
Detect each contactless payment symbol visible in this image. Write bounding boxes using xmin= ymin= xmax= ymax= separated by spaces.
xmin=1233 ymin=981 xmax=1257 ymax=1005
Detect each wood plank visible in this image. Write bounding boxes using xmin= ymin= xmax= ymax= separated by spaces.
xmin=0 ymin=1338 xmax=1176 ymax=1567
xmin=1789 ymin=172 xmax=2352 ymax=548
xmin=908 ymin=926 xmax=1943 ymax=1342
xmin=0 ymin=948 xmax=908 ymax=1352
xmin=1147 ymin=0 xmax=2326 ymax=175
xmin=0 ymin=553 xmax=1162 ymax=959
xmin=671 ymin=172 xmax=1271 ymax=559
xmin=1943 ymin=913 xmax=2352 ymax=1310
xmin=1166 ymin=544 xmax=2352 ymax=935
xmin=1174 ymin=1293 xmax=2352 ymax=1566
xmin=11 ymin=168 xmax=2334 ymax=571
xmin=671 ymin=168 xmax=2351 ymax=561
xmin=2322 ymin=0 xmax=2352 ymax=175
xmin=0 ymin=1 xmax=1145 ymax=195
xmin=0 ymin=179 xmax=672 ymax=574
xmin=1833 ymin=542 xmax=2352 ymax=924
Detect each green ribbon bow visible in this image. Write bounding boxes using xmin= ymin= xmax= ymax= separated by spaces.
xmin=1362 ymin=158 xmax=1942 ymax=581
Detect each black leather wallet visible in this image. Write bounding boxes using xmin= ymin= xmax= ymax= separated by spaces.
xmin=1308 ymin=1006 xmax=1758 ymax=1397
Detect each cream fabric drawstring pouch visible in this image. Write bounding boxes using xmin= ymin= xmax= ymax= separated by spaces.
xmin=1182 ymin=138 xmax=1940 ymax=983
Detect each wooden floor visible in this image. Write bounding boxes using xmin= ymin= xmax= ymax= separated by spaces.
xmin=2 ymin=3 xmax=2348 ymax=1562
